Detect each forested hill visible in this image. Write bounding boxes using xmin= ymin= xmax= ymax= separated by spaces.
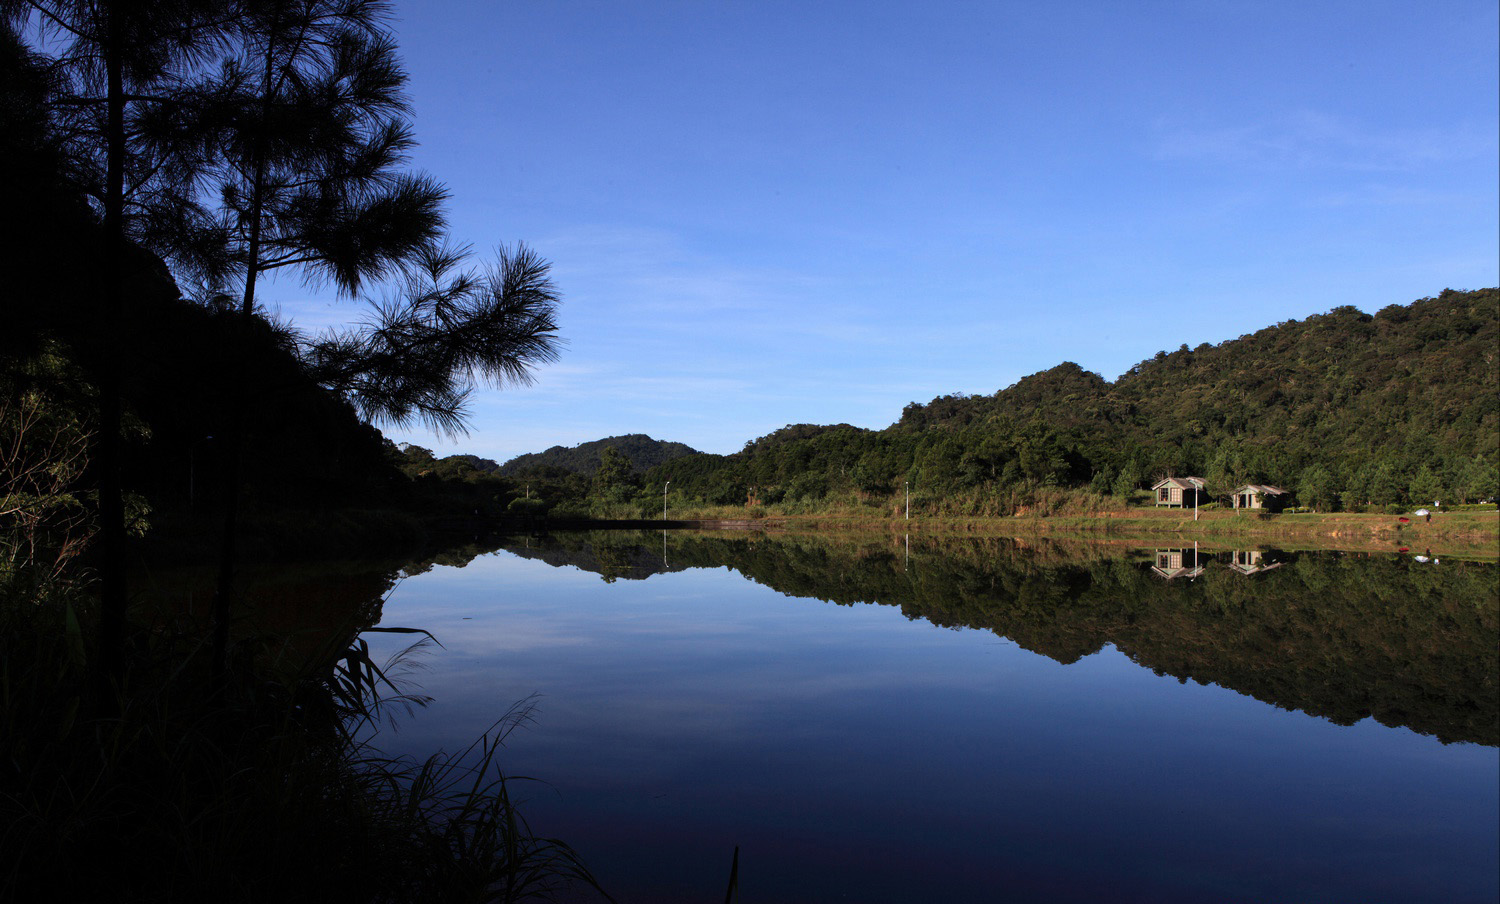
xmin=650 ymin=289 xmax=1498 ymax=511
xmin=499 ymin=434 xmax=699 ymax=476
xmin=897 ymin=289 xmax=1497 ymax=465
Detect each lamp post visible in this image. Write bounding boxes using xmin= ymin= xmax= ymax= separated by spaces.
xmin=664 ymin=480 xmax=671 ymax=521
xmin=904 ymin=480 xmax=909 ymax=520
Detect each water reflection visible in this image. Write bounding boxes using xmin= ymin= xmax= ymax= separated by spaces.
xmin=344 ymin=530 xmax=1500 ymax=903
xmin=1226 ymin=548 xmax=1286 ymax=575
xmin=138 ymin=559 xmax=397 ymax=674
xmin=483 ymin=532 xmax=1498 ymax=747
xmin=186 ymin=535 xmax=1496 ymax=753
xmin=1151 ymin=546 xmax=1290 ymax=577
xmin=1150 ymin=545 xmax=1205 ymax=579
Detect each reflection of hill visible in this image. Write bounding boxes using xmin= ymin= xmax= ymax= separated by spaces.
xmin=500 ymin=534 xmax=692 ymax=582
xmin=498 ymin=532 xmax=1500 ymax=747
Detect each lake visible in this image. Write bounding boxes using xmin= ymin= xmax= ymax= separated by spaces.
xmin=340 ymin=531 xmax=1498 ymax=903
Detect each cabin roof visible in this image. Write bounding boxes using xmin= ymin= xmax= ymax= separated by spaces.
xmin=1233 ymin=484 xmax=1289 ymax=496
xmin=1151 ymin=476 xmax=1205 ymax=490
xmin=1229 ymin=562 xmax=1284 ymax=575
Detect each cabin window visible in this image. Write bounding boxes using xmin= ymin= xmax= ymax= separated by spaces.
xmin=1158 ymin=488 xmax=1170 ymax=502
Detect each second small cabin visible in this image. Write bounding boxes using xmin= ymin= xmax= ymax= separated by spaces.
xmin=1231 ymin=484 xmax=1290 ymax=512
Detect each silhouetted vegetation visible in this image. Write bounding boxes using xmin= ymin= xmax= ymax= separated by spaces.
xmin=2 ymin=0 xmax=563 ymax=660
xmin=1 ymin=4 xmax=601 ymax=900
xmin=0 ymin=563 xmax=609 ymax=902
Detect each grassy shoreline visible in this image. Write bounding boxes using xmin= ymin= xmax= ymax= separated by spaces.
xmin=132 ymin=505 xmax=1500 ymax=565
xmin=655 ymin=507 xmax=1500 ymax=560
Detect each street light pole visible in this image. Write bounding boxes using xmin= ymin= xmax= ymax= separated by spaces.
xmin=905 ymin=480 xmax=909 ymax=520
xmin=664 ymin=480 xmax=671 ymax=521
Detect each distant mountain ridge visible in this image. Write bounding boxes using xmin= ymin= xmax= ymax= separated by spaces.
xmin=499 ymin=434 xmax=699 ymax=476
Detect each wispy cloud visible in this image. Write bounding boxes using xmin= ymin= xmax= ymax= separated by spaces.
xmin=541 ymin=223 xmax=840 ymax=326
xmin=1306 ymin=184 xmax=1476 ymax=209
xmin=1155 ymin=111 xmax=1494 ymax=172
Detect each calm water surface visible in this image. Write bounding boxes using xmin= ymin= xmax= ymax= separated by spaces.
xmin=351 ymin=533 xmax=1497 ymax=903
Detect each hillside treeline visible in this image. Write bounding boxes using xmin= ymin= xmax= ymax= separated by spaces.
xmin=646 ymin=291 xmax=1498 ymax=514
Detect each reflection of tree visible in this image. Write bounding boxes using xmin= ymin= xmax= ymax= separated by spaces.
xmin=499 ymin=532 xmax=1499 ymax=746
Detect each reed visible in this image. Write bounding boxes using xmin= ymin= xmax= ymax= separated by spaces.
xmin=0 ymin=572 xmax=611 ymax=903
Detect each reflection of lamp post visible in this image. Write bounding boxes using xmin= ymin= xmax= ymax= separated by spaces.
xmin=664 ymin=480 xmax=671 ymax=521
xmin=189 ymin=435 xmax=214 ymax=510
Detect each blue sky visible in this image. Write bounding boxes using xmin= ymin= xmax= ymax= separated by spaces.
xmin=267 ymin=0 xmax=1499 ymax=463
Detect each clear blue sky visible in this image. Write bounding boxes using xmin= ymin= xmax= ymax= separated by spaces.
xmin=268 ymin=0 xmax=1500 ymax=464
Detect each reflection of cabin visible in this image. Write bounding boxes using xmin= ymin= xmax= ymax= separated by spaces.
xmin=1152 ymin=476 xmax=1206 ymax=507
xmin=1231 ymin=485 xmax=1290 ymax=512
xmin=1227 ymin=550 xmax=1284 ymax=576
xmin=1151 ymin=548 xmax=1205 ymax=580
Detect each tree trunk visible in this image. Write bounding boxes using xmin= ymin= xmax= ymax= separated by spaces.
xmin=96 ymin=7 xmax=128 ymax=692
xmin=209 ymin=153 xmax=265 ymax=677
